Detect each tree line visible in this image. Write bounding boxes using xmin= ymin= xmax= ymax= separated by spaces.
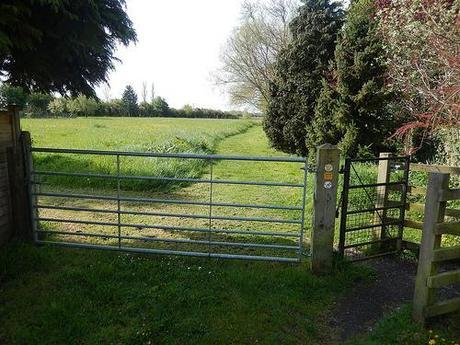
xmin=0 ymin=83 xmax=249 ymax=119
xmin=0 ymin=1 xmax=249 ymax=120
xmin=0 ymin=0 xmax=457 ymax=163
xmin=218 ymin=0 xmax=459 ymax=164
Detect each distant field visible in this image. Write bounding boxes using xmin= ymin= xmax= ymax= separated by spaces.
xmin=22 ymin=117 xmax=256 ymax=191
xmin=22 ymin=117 xmax=256 ymax=151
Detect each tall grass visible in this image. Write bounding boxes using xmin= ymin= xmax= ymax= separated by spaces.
xmin=24 ymin=117 xmax=256 ymax=191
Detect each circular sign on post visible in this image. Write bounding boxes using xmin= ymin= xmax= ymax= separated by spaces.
xmin=324 ymin=181 xmax=333 ymax=189
xmin=324 ymin=163 xmax=333 ymax=172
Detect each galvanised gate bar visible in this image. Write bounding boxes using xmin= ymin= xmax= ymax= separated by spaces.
xmin=30 ymin=148 xmax=308 ymax=262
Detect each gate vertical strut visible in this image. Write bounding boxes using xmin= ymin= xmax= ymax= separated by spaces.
xmin=298 ymin=160 xmax=308 ymax=258
xmin=338 ymin=159 xmax=351 ymax=257
xmin=208 ymin=160 xmax=213 ymax=257
xmin=338 ymin=155 xmax=410 ymax=260
xmin=116 ymin=154 xmax=121 ymax=249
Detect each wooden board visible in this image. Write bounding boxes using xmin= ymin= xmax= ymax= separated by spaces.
xmin=433 ymin=246 xmax=460 ymax=262
xmin=427 ymin=269 xmax=460 ymax=288
xmin=441 ymin=189 xmax=460 ymax=202
xmin=425 ymin=297 xmax=460 ymax=318
xmin=411 ymin=163 xmax=460 ymax=175
xmin=0 ymin=110 xmax=14 ymax=246
xmin=436 ymin=222 xmax=460 ymax=236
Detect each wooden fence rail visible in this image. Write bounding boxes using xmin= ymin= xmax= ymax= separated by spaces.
xmin=413 ymin=172 xmax=460 ymax=323
xmin=396 ymin=162 xmax=460 ymax=253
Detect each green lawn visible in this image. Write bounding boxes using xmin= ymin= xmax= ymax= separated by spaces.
xmin=2 ymin=241 xmax=459 ymax=345
xmin=1 ymin=117 xmax=458 ymax=344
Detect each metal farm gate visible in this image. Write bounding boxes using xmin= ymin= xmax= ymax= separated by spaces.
xmin=338 ymin=156 xmax=410 ymax=261
xmin=30 ymin=148 xmax=308 ymax=262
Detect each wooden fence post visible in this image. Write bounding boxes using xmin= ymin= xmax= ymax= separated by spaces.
xmin=23 ymin=132 xmax=37 ymax=240
xmin=412 ymin=172 xmax=449 ymax=323
xmin=311 ymin=143 xmax=340 ymax=274
xmin=0 ymin=149 xmax=12 ymax=246
xmin=0 ymin=105 xmax=19 ymax=246
xmin=0 ymin=105 xmax=34 ymax=245
xmin=374 ymin=152 xmax=393 ymax=244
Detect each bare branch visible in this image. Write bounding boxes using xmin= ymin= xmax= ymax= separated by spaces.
xmin=214 ymin=0 xmax=299 ymax=110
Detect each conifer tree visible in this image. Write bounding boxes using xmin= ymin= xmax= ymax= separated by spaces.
xmin=0 ymin=0 xmax=136 ymax=96
xmin=263 ymin=0 xmax=344 ymax=156
xmin=121 ymin=85 xmax=138 ymax=116
xmin=307 ymin=0 xmax=395 ymax=156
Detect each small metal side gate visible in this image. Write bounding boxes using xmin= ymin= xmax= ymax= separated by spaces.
xmin=338 ymin=156 xmax=410 ymax=261
xmin=29 ymin=148 xmax=308 ymax=262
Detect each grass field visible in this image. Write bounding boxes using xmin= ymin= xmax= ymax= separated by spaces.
xmin=1 ymin=117 xmax=458 ymax=344
xmin=25 ymin=118 xmax=310 ymax=260
xmin=22 ymin=117 xmax=257 ymax=191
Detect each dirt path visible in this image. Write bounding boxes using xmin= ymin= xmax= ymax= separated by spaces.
xmin=330 ymin=256 xmax=460 ymax=342
xmin=330 ymin=257 xmax=417 ymax=341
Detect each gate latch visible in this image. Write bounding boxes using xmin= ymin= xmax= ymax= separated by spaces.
xmin=301 ymin=165 xmax=317 ymax=173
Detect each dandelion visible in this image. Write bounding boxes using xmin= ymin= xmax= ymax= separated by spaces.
xmin=428 ymin=340 xmax=436 ymax=345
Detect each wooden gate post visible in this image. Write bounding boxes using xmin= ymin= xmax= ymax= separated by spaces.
xmin=374 ymin=153 xmax=392 ymax=240
xmin=0 ymin=105 xmax=19 ymax=246
xmin=412 ymin=172 xmax=449 ymax=323
xmin=311 ymin=143 xmax=340 ymax=274
xmin=0 ymin=105 xmax=34 ymax=245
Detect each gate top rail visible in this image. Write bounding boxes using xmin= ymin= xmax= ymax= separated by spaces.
xmin=31 ymin=147 xmax=306 ymax=163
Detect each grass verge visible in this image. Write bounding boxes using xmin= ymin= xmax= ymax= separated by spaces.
xmin=0 ymin=242 xmax=370 ymax=345
xmin=347 ymin=305 xmax=460 ymax=345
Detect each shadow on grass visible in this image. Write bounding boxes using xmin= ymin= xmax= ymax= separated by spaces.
xmin=37 ymin=225 xmax=310 ymax=260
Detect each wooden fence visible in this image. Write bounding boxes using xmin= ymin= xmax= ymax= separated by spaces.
xmin=387 ymin=162 xmax=460 ymax=253
xmin=0 ymin=106 xmax=33 ymax=247
xmin=412 ymin=172 xmax=460 ymax=323
xmin=361 ymin=155 xmax=459 ymax=322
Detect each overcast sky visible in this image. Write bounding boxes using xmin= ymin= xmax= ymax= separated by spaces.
xmin=96 ymin=0 xmax=247 ymax=111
